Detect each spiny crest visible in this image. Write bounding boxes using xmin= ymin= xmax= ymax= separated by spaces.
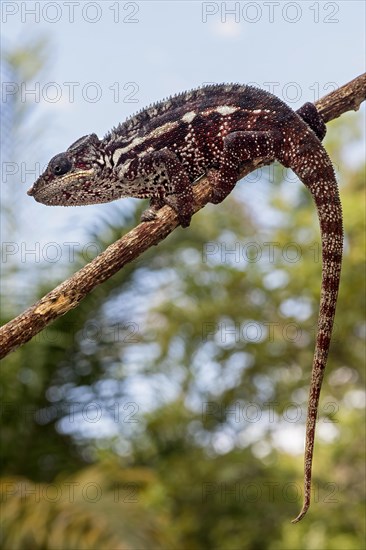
xmin=67 ymin=133 xmax=100 ymax=154
xmin=105 ymin=83 xmax=250 ymax=141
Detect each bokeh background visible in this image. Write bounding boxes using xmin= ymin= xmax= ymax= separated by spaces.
xmin=1 ymin=1 xmax=365 ymax=548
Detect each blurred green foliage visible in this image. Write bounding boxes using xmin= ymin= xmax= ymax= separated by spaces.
xmin=1 ymin=44 xmax=365 ymax=550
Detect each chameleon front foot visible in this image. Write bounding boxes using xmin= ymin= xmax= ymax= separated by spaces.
xmin=163 ymin=195 xmax=193 ymax=228
xmin=207 ymin=169 xmax=232 ymax=205
xmin=141 ymin=196 xmax=193 ymax=228
xmin=140 ymin=207 xmax=159 ymax=223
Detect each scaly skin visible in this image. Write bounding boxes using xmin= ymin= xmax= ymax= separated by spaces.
xmin=28 ymin=84 xmax=343 ymax=522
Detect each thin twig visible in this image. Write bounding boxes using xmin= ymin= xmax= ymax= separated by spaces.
xmin=1 ymin=73 xmax=365 ymax=359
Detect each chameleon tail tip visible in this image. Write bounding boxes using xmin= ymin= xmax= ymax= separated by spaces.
xmin=291 ymin=503 xmax=309 ymax=524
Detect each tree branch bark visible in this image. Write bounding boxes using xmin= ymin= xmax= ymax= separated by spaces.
xmin=1 ymin=73 xmax=365 ymax=359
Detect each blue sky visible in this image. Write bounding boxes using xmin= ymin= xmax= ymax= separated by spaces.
xmin=1 ymin=0 xmax=365 ymax=258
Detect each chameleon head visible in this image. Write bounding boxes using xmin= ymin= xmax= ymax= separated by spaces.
xmin=27 ymin=133 xmax=107 ymax=206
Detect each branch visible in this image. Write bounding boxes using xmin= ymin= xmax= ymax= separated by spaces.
xmin=1 ymin=73 xmax=365 ymax=359
xmin=314 ymin=72 xmax=366 ymax=123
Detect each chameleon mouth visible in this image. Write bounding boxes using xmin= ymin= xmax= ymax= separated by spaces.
xmin=27 ymin=170 xmax=95 ymax=200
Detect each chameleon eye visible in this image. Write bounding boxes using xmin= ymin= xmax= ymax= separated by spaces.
xmin=50 ymin=155 xmax=72 ymax=177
